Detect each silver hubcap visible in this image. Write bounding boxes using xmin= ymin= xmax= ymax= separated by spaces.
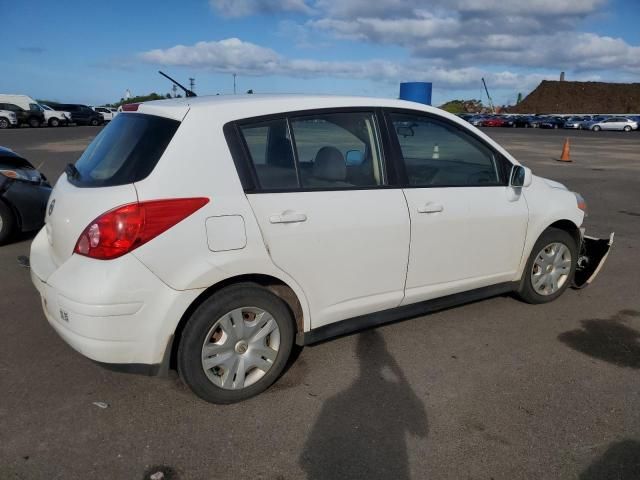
xmin=531 ymin=242 xmax=572 ymax=295
xmin=201 ymin=307 xmax=280 ymax=390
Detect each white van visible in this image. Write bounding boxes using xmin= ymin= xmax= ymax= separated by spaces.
xmin=0 ymin=94 xmax=45 ymax=127
xmin=30 ymin=95 xmax=613 ymax=404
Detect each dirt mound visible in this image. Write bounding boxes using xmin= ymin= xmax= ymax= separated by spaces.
xmin=509 ymin=80 xmax=640 ymax=114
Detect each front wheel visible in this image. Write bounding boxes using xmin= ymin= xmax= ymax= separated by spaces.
xmin=178 ymin=284 xmax=295 ymax=404
xmin=28 ymin=117 xmax=40 ymax=128
xmin=517 ymin=228 xmax=577 ymax=304
xmin=49 ymin=117 xmax=60 ymax=127
xmin=624 ymin=125 xmax=631 ymax=132
xmin=90 ymin=117 xmax=99 ymax=126
xmin=0 ymin=117 xmax=9 ymax=129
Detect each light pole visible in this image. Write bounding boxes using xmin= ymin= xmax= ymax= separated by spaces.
xmin=233 ymin=73 xmax=237 ymax=94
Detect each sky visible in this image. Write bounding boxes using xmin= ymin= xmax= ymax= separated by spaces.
xmin=1 ymin=0 xmax=639 ymax=106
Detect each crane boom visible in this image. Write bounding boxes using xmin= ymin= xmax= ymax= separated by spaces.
xmin=481 ymin=77 xmax=495 ymax=113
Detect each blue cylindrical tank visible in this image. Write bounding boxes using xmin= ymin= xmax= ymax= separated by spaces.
xmin=399 ymin=82 xmax=432 ymax=105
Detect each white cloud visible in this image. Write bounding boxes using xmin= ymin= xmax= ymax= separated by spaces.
xmin=138 ymin=37 xmax=554 ymax=92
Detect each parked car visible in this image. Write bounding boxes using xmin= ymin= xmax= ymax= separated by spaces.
xmin=587 ymin=117 xmax=638 ymax=132
xmin=468 ymin=115 xmax=486 ymax=126
xmin=563 ymin=117 xmax=585 ymax=129
xmin=29 ymin=95 xmax=613 ymax=404
xmin=0 ymin=94 xmax=46 ymax=127
xmin=538 ymin=117 xmax=565 ymax=129
xmin=480 ymin=116 xmax=507 ymax=127
xmin=0 ymin=147 xmax=51 ymax=244
xmin=0 ymin=110 xmax=18 ymax=129
xmin=40 ymin=104 xmax=71 ymax=127
xmin=94 ymin=107 xmax=117 ymax=122
xmin=511 ymin=116 xmax=536 ymax=128
xmin=51 ymin=104 xmax=103 ymax=126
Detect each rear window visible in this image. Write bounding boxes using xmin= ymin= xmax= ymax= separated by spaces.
xmin=71 ymin=113 xmax=179 ymax=187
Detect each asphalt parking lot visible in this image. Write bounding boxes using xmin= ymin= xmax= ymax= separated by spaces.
xmin=1 ymin=126 xmax=639 ymax=479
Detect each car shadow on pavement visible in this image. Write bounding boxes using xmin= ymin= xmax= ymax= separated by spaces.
xmin=299 ymin=330 xmax=428 ymax=480
xmin=558 ymin=310 xmax=640 ymax=368
xmin=580 ymin=440 xmax=640 ymax=479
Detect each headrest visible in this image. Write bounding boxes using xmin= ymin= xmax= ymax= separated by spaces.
xmin=313 ymin=147 xmax=346 ymax=181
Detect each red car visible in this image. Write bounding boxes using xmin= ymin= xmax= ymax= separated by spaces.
xmin=480 ymin=117 xmax=507 ymax=127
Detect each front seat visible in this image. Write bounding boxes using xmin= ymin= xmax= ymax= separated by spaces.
xmin=310 ymin=146 xmax=350 ymax=187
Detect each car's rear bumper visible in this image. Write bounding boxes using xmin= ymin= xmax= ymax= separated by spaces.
xmin=30 ymin=228 xmax=203 ymax=374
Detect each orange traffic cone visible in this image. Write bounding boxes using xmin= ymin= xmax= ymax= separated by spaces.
xmin=559 ymin=138 xmax=571 ymax=162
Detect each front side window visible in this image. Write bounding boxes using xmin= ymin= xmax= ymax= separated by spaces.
xmin=238 ymin=111 xmax=385 ymax=190
xmin=390 ymin=112 xmax=501 ymax=187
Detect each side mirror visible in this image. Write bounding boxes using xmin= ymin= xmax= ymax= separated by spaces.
xmin=510 ymin=165 xmax=532 ymax=188
xmin=345 ymin=150 xmax=364 ymax=166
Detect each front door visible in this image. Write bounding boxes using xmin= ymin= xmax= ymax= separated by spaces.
xmin=386 ymin=111 xmax=529 ymax=304
xmin=240 ymin=110 xmax=411 ymax=328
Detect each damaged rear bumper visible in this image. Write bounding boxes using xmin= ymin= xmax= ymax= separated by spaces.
xmin=573 ymin=232 xmax=614 ymax=289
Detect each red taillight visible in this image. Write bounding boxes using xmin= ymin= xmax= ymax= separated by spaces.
xmin=74 ymin=198 xmax=209 ymax=260
xmin=121 ymin=103 xmax=141 ymax=111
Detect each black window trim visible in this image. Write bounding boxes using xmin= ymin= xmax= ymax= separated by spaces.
xmin=383 ymin=107 xmax=514 ymax=189
xmin=224 ymin=107 xmax=397 ymax=194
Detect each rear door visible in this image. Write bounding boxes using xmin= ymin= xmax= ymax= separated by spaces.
xmin=385 ymin=110 xmax=529 ymax=304
xmin=237 ymin=110 xmax=410 ymax=329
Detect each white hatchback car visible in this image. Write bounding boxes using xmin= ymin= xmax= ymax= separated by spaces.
xmin=30 ymin=95 xmax=612 ymax=403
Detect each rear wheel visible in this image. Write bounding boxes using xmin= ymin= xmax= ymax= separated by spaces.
xmin=0 ymin=117 xmax=9 ymax=129
xmin=517 ymin=228 xmax=577 ymax=304
xmin=28 ymin=117 xmax=40 ymax=128
xmin=592 ymin=125 xmax=601 ymax=131
xmin=178 ymin=284 xmax=295 ymax=404
xmin=0 ymin=201 xmax=16 ymax=245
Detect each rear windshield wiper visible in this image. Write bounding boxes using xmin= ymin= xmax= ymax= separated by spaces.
xmin=65 ymin=163 xmax=80 ymax=179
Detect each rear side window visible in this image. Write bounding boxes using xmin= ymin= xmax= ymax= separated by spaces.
xmin=237 ymin=111 xmax=384 ymax=190
xmin=71 ymin=113 xmax=179 ymax=187
xmin=239 ymin=119 xmax=298 ymax=190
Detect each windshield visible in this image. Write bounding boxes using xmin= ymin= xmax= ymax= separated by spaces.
xmin=71 ymin=113 xmax=179 ymax=187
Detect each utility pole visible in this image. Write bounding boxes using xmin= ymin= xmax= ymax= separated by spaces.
xmin=233 ymin=73 xmax=237 ymax=94
xmin=172 ymin=84 xmax=177 ymax=98
xmin=189 ymin=77 xmax=195 ymax=94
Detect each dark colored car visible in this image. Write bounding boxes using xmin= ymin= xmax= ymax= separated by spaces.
xmin=50 ymin=104 xmax=103 ymax=126
xmin=0 ymin=102 xmax=45 ymax=128
xmin=511 ymin=116 xmax=537 ymax=128
xmin=0 ymin=147 xmax=51 ymax=244
xmin=538 ymin=117 xmax=566 ymax=129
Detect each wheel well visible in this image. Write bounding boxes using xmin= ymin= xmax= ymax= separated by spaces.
xmin=169 ymin=274 xmax=304 ymax=370
xmin=548 ymin=220 xmax=581 ymax=249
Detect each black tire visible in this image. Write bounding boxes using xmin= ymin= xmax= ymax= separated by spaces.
xmin=28 ymin=117 xmax=40 ymax=128
xmin=0 ymin=201 xmax=16 ymax=245
xmin=178 ymin=284 xmax=295 ymax=404
xmin=0 ymin=117 xmax=9 ymax=129
xmin=553 ymin=124 xmax=558 ymax=129
xmin=48 ymin=117 xmax=60 ymax=127
xmin=89 ymin=117 xmax=99 ymax=126
xmin=517 ymin=228 xmax=578 ymax=304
